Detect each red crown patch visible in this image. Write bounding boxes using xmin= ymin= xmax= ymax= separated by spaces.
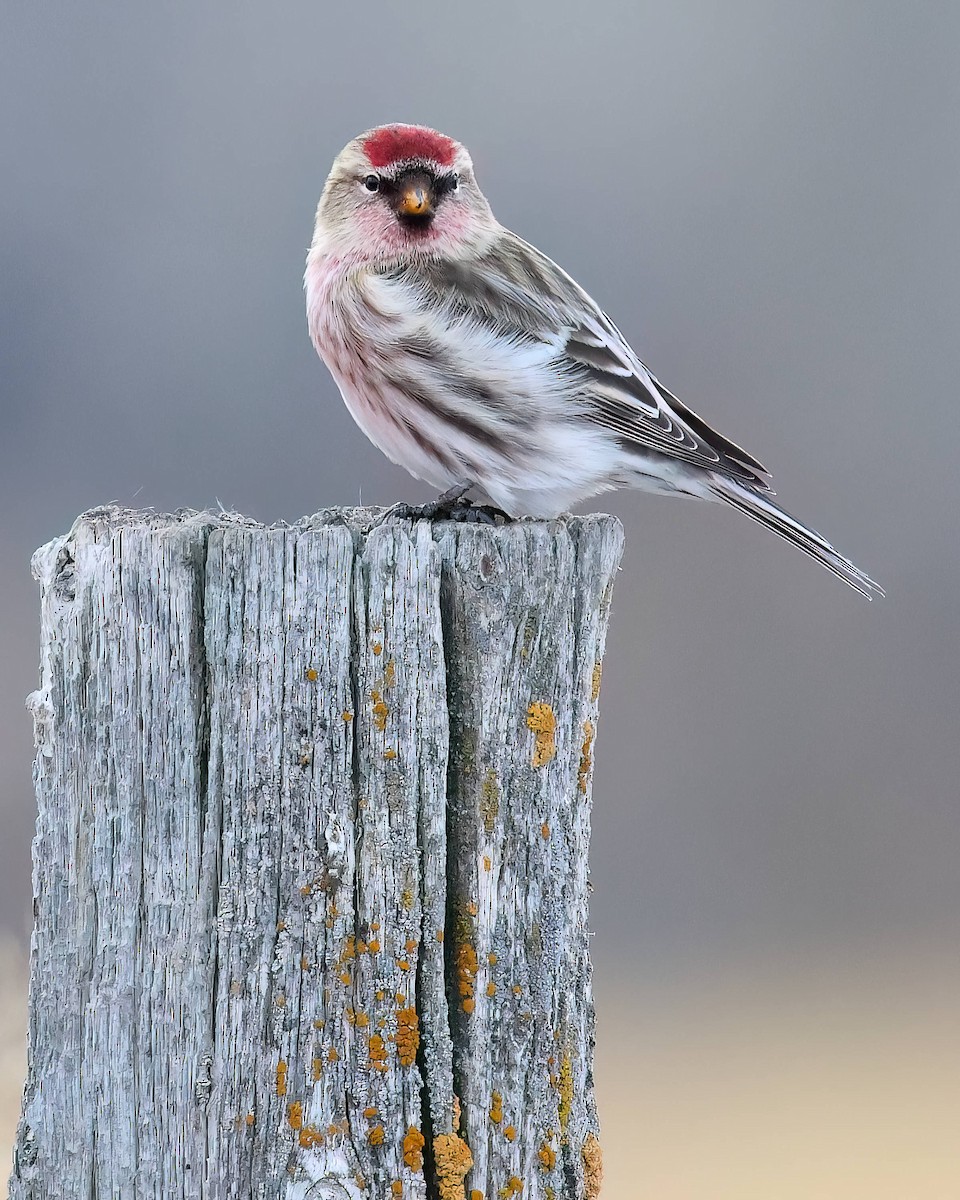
xmin=363 ymin=125 xmax=456 ymax=169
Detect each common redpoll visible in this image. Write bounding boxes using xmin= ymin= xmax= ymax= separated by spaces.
xmin=305 ymin=124 xmax=882 ymax=598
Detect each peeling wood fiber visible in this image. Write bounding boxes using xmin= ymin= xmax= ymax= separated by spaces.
xmin=10 ymin=506 xmax=623 ymax=1200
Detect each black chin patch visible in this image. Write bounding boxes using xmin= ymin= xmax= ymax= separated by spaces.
xmin=397 ymin=210 xmax=435 ymax=232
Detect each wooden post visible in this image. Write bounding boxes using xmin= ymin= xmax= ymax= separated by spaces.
xmin=9 ymin=506 xmax=622 ymax=1200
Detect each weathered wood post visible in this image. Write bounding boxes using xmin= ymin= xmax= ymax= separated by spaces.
xmin=10 ymin=506 xmax=622 ymax=1200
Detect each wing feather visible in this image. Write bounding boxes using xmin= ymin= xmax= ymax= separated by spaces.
xmin=384 ymin=232 xmax=771 ymax=489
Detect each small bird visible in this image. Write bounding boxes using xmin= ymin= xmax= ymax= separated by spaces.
xmin=305 ymin=124 xmax=882 ymax=598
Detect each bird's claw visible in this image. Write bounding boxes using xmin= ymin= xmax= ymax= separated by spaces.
xmin=377 ymin=483 xmax=511 ymax=526
xmin=439 ymin=500 xmax=511 ymax=525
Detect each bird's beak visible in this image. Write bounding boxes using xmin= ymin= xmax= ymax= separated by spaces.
xmin=397 ymin=182 xmax=434 ymax=218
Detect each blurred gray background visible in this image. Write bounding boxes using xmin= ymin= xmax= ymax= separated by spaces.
xmin=2 ymin=2 xmax=958 ymax=1194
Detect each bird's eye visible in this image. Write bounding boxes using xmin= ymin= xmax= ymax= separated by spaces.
xmin=363 ymin=174 xmax=381 ymax=193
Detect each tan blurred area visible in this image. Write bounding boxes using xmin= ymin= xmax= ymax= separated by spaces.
xmin=3 ymin=940 xmax=957 ymax=1198
xmin=594 ymin=945 xmax=960 ymax=1199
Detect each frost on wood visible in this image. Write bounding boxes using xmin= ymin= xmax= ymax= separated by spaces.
xmin=10 ymin=506 xmax=623 ymax=1200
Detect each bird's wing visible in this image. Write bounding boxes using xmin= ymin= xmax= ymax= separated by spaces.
xmin=388 ymin=231 xmax=771 ymax=488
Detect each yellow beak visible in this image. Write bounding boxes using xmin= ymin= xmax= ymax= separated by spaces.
xmin=398 ymin=184 xmax=433 ymax=217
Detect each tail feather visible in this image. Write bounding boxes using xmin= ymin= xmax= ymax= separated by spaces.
xmin=711 ymin=479 xmax=884 ymax=600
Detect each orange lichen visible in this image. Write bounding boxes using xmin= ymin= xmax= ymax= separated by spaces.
xmin=466 ymin=901 xmax=478 ymax=916
xmin=368 ymin=939 xmax=381 ymax=954
xmin=500 ymin=1178 xmax=524 ymax=1197
xmin=275 ymin=1059 xmax=288 ymax=1097
xmin=504 ymin=1125 xmax=516 ymax=1142
xmin=512 ymin=986 xmax=522 ymax=997
xmin=397 ymin=960 xmax=410 ymax=972
xmin=311 ymin=1057 xmax=323 ymax=1082
xmin=462 ymin=998 xmax=475 ymax=1015
xmin=436 ymin=929 xmax=444 ymax=943
xmin=363 ymin=1106 xmax=379 ymax=1119
xmin=356 ymin=1012 xmax=370 ymax=1028
xmin=371 ymin=689 xmax=389 ymax=731
xmin=328 ymin=1047 xmax=339 ymax=1063
xmin=471 ymin=1193 xmax=484 ymax=1200
xmin=384 ymin=658 xmax=396 ymax=687
xmin=372 ymin=642 xmax=383 ymax=656
xmin=541 ymin=822 xmax=550 ymax=839
xmin=558 ymin=1051 xmax=573 ymax=1136
xmin=384 ymin=748 xmax=397 ymax=760
xmin=368 ymin=1125 xmax=386 ymax=1146
xmin=486 ymin=982 xmax=496 ymax=998
xmin=480 ymin=769 xmax=500 ymax=832
xmin=368 ymin=1033 xmax=389 ymax=1071
xmin=275 ymin=993 xmax=286 ymax=1008
xmin=456 ymin=941 xmax=478 ymax=1013
xmin=401 ymin=887 xmax=415 ymax=910
xmin=391 ymin=1183 xmax=403 ymax=1197
xmin=538 ymin=1142 xmax=556 ymax=1171
xmin=300 ymin=956 xmax=311 ymax=971
xmin=591 ymin=661 xmax=603 ymax=702
xmin=313 ymin=1018 xmax=325 ymax=1029
xmin=578 ymin=719 xmax=595 ymax=794
xmin=582 ymin=1133 xmax=603 ymax=1199
xmin=489 ymin=1091 xmax=503 ymax=1124
xmin=287 ymin=1101 xmax=303 ymax=1130
xmin=245 ymin=1112 xmax=255 ymax=1127
xmin=371 ymin=921 xmax=381 ymax=932
xmin=483 ymin=855 xmax=491 ymax=872
xmin=299 ymin=1125 xmax=324 ymax=1149
xmin=403 ymin=1125 xmax=426 ymax=1172
xmin=526 ymin=702 xmax=557 ymax=767
xmin=433 ymin=1133 xmax=474 ymax=1200
xmin=342 ymin=710 xmax=353 ymax=722
xmin=405 ymin=938 xmax=418 ymax=953
xmin=396 ymin=1007 xmax=420 ymax=1067
xmin=488 ymin=952 xmax=498 ymax=966
xmin=306 ymin=667 xmax=318 ymax=681
xmin=339 ymin=972 xmax=351 ymax=986
xmin=356 ymin=939 xmax=368 ymax=954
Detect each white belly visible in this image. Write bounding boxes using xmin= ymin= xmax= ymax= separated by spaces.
xmin=304 ymin=250 xmax=623 ymax=516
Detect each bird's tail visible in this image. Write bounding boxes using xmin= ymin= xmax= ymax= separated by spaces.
xmin=710 ymin=477 xmax=884 ymax=599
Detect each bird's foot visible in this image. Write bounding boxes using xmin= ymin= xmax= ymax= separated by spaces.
xmin=440 ymin=500 xmax=512 ymax=525
xmin=378 ymin=482 xmax=512 ymax=526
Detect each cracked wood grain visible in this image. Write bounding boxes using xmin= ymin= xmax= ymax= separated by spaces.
xmin=9 ymin=506 xmax=622 ymax=1200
